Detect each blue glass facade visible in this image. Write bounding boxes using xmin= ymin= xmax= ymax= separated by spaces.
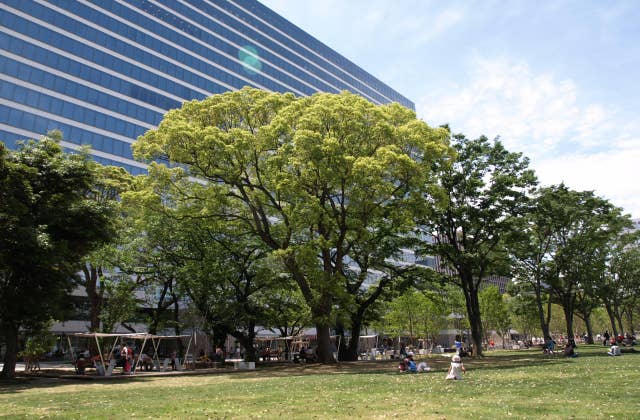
xmin=0 ymin=0 xmax=414 ymax=173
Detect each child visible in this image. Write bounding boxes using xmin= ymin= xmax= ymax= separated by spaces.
xmin=445 ymin=354 xmax=466 ymax=380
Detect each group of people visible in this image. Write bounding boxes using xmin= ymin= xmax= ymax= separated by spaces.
xmin=541 ymin=338 xmax=579 ymax=357
xmin=601 ymin=331 xmax=636 ymax=346
xmin=397 ymin=352 xmax=431 ymax=373
xmin=294 ymin=345 xmax=317 ymax=363
xmin=398 ymin=351 xmax=466 ymax=380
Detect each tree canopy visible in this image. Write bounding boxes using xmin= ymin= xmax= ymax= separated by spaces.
xmin=133 ymin=87 xmax=452 ymax=362
xmin=416 ymin=133 xmax=537 ymax=355
xmin=0 ymin=133 xmax=115 ymax=377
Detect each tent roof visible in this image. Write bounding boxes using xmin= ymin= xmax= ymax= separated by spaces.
xmin=69 ymin=332 xmax=190 ymax=339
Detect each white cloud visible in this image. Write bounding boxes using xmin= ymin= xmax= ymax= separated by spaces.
xmin=416 ymin=57 xmax=640 ymax=217
xmin=534 ymin=148 xmax=640 ymax=219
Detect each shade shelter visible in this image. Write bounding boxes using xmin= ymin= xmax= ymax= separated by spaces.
xmin=67 ymin=332 xmax=193 ymax=376
xmin=143 ymin=334 xmax=193 ymax=371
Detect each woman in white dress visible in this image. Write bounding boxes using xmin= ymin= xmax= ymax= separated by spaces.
xmin=445 ymin=354 xmax=466 ymax=380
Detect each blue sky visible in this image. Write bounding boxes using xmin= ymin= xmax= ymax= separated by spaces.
xmin=261 ymin=0 xmax=640 ymax=218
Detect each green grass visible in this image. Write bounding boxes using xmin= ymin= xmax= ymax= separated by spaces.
xmin=1 ymin=345 xmax=638 ymax=419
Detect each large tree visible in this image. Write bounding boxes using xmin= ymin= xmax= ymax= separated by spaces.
xmin=0 ymin=134 xmax=114 ymax=377
xmin=133 ymin=88 xmax=451 ymax=362
xmin=416 ymin=134 xmax=537 ymax=356
xmin=531 ymin=185 xmax=630 ymax=340
xmin=600 ymin=232 xmax=640 ymax=336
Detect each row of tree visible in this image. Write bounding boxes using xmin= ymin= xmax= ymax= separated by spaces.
xmin=2 ymin=88 xmax=638 ymax=376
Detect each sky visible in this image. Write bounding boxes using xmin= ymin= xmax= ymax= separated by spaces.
xmin=261 ymin=0 xmax=640 ymax=219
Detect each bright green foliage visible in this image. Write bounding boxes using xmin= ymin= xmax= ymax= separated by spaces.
xmin=98 ymin=276 xmax=140 ymax=333
xmin=479 ymin=286 xmax=511 ymax=346
xmin=0 ymin=132 xmax=115 ymax=376
xmin=133 ymin=88 xmax=452 ymax=361
xmin=507 ymin=284 xmax=543 ymax=339
xmin=378 ymin=289 xmax=449 ymax=346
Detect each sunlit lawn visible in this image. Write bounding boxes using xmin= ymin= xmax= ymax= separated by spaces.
xmin=1 ymin=345 xmax=638 ymax=419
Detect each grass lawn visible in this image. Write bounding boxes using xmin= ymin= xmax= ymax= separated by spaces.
xmin=1 ymin=344 xmax=638 ymax=419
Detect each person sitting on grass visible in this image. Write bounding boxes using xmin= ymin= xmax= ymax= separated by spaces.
xmin=543 ymin=339 xmax=556 ymax=355
xmin=406 ymin=354 xmax=417 ymax=373
xmin=564 ymin=340 xmax=578 ymax=358
xmin=445 ymin=354 xmax=466 ymax=380
xmin=398 ymin=353 xmax=412 ymax=372
xmin=417 ymin=361 xmax=431 ymax=372
xmin=607 ymin=344 xmax=622 ymax=356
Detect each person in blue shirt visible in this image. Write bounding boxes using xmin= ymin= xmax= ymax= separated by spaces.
xmin=454 ymin=336 xmax=463 ymax=354
xmin=407 ymin=353 xmax=417 ymax=372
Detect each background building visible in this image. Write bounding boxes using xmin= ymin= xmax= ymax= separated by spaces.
xmin=0 ymin=0 xmax=413 ymax=174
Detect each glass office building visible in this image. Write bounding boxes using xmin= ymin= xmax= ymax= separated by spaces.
xmin=0 ymin=0 xmax=414 ymax=174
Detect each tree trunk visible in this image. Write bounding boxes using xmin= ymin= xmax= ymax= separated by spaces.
xmin=562 ymin=304 xmax=574 ymax=341
xmin=584 ymin=316 xmax=594 ymax=344
xmin=615 ymin=313 xmax=624 ymax=336
xmin=0 ymin=323 xmax=19 ymax=378
xmin=335 ymin=323 xmax=350 ymax=361
xmin=625 ymin=311 xmax=635 ymax=336
xmin=342 ymin=316 xmax=363 ymax=361
xmin=544 ymin=299 xmax=553 ymax=339
xmin=83 ymin=264 xmax=104 ymax=332
xmin=233 ymin=324 xmax=257 ymax=362
xmin=534 ymin=280 xmax=552 ymax=340
xmin=285 ymin=256 xmax=335 ymax=363
xmin=604 ymin=304 xmax=618 ymax=337
xmin=315 ymin=321 xmax=334 ymax=363
xmin=460 ymin=272 xmax=483 ymax=356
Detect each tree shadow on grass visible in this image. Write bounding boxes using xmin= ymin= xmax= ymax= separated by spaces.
xmin=0 ymin=347 xmax=635 ymax=393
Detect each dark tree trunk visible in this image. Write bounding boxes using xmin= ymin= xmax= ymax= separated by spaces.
xmin=545 ymin=299 xmax=553 ymax=339
xmin=562 ymin=304 xmax=574 ymax=341
xmin=558 ymin=283 xmax=577 ymax=340
xmin=315 ymin=321 xmax=334 ymax=363
xmin=460 ymin=270 xmax=483 ymax=356
xmin=340 ymin=316 xmax=363 ymax=362
xmin=625 ymin=311 xmax=635 ymax=336
xmin=0 ymin=323 xmax=19 ymax=378
xmin=335 ymin=323 xmax=349 ymax=361
xmin=172 ymin=290 xmax=180 ymax=336
xmin=232 ymin=322 xmax=257 ymax=362
xmin=83 ymin=264 xmax=104 ymax=332
xmin=615 ymin=313 xmax=624 ymax=336
xmin=584 ymin=316 xmax=594 ymax=344
xmin=212 ymin=324 xmax=230 ymax=355
xmin=534 ymin=280 xmax=552 ymax=340
xmin=604 ymin=304 xmax=618 ymax=337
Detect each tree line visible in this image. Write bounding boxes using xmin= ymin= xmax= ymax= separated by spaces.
xmin=1 ymin=88 xmax=637 ymax=377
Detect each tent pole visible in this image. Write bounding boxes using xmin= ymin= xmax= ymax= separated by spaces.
xmin=95 ymin=335 xmax=105 ymax=374
xmin=133 ymin=335 xmax=148 ymax=375
xmin=182 ymin=334 xmax=193 ymax=369
xmin=152 ymin=337 xmax=160 ymax=368
xmin=67 ymin=335 xmax=77 ymax=373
